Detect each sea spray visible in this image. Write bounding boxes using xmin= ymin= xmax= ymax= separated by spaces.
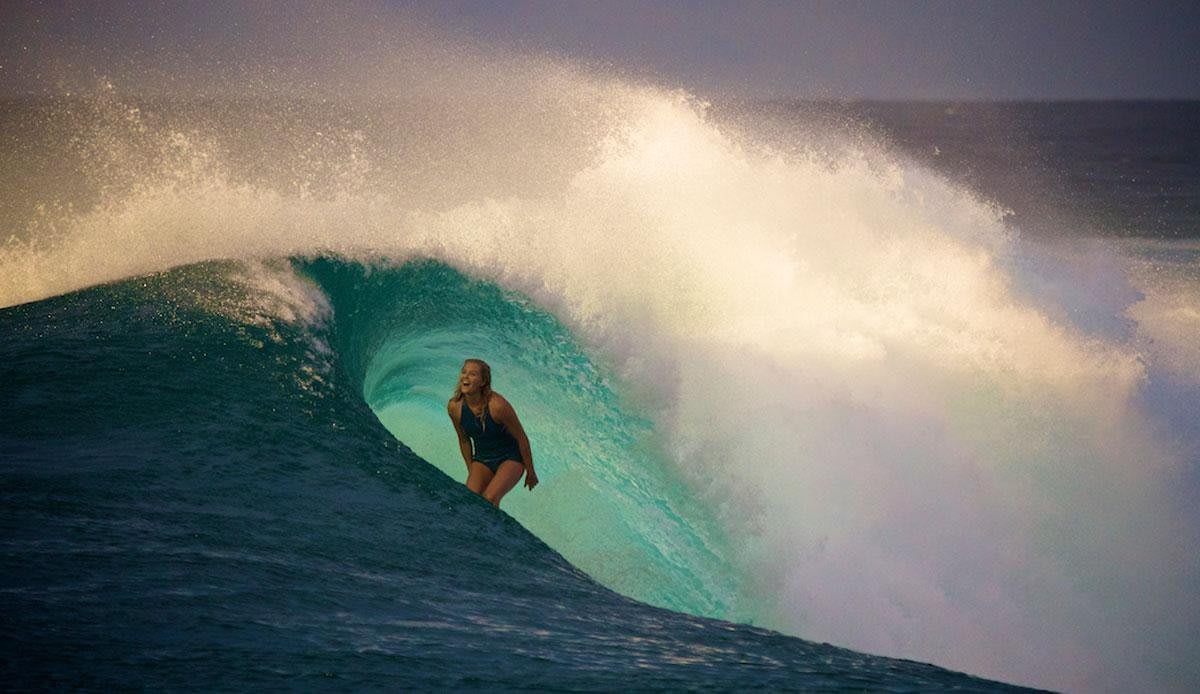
xmin=1 ymin=260 xmax=1029 ymax=691
xmin=1 ymin=6 xmax=1198 ymax=690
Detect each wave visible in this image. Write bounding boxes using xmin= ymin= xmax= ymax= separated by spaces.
xmin=1 ymin=257 xmax=1029 ymax=691
xmin=2 ymin=9 xmax=1199 ymax=689
xmin=304 ymin=256 xmax=745 ymax=619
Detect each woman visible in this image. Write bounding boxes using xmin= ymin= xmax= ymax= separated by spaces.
xmin=448 ymin=358 xmax=537 ymax=508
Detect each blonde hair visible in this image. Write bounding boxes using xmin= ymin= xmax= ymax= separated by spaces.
xmin=452 ymin=358 xmax=493 ymax=414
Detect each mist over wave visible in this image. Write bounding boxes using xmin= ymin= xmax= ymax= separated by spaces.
xmin=3 ymin=5 xmax=1198 ymax=691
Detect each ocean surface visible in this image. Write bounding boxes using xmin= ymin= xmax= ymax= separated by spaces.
xmin=2 ymin=86 xmax=1198 ymax=693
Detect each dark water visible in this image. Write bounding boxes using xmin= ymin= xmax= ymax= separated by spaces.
xmin=2 ymin=95 xmax=1197 ymax=692
xmin=0 ymin=259 xmax=1029 ymax=691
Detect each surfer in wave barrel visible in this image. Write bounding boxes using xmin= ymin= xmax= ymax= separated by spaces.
xmin=448 ymin=358 xmax=538 ymax=507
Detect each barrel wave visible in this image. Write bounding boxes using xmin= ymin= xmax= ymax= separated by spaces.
xmin=309 ymin=257 xmax=744 ymax=619
xmin=2 ymin=6 xmax=1199 ymax=690
xmin=1 ymin=257 xmax=1020 ymax=691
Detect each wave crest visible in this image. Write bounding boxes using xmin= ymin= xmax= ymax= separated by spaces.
xmin=2 ymin=26 xmax=1198 ymax=689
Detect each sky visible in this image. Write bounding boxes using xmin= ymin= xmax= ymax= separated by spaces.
xmin=404 ymin=0 xmax=1200 ymax=100
xmin=2 ymin=0 xmax=1199 ymax=100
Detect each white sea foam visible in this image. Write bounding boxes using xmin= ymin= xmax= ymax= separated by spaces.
xmin=1 ymin=8 xmax=1198 ymax=691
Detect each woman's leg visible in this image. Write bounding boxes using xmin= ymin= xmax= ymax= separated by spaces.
xmin=481 ymin=460 xmax=525 ymax=507
xmin=466 ymin=462 xmax=494 ymax=495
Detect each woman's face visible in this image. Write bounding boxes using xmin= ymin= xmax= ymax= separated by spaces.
xmin=459 ymin=363 xmax=484 ymax=395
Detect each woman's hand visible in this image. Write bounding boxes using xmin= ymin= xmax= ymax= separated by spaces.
xmin=524 ymin=466 xmax=539 ymax=491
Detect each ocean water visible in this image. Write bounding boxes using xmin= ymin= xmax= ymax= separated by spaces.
xmin=2 ymin=257 xmax=1029 ymax=692
xmin=2 ymin=36 xmax=1199 ymax=693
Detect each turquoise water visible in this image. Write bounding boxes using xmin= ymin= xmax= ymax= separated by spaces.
xmin=315 ymin=258 xmax=746 ymax=619
xmin=0 ymin=53 xmax=1197 ymax=686
xmin=0 ymin=258 xmax=1027 ymax=691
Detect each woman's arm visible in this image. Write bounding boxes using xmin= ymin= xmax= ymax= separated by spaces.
xmin=447 ymin=400 xmax=473 ymax=472
xmin=491 ymin=395 xmax=537 ymax=491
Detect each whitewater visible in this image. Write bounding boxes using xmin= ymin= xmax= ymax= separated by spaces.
xmin=3 ymin=8 xmax=1198 ymax=692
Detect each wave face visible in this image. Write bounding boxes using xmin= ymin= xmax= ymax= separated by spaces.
xmin=305 ymin=258 xmax=747 ymax=620
xmin=0 ymin=259 xmax=1021 ymax=691
xmin=2 ymin=6 xmax=1200 ymax=691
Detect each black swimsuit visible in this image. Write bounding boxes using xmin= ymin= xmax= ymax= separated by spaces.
xmin=460 ymin=401 xmax=523 ymax=473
